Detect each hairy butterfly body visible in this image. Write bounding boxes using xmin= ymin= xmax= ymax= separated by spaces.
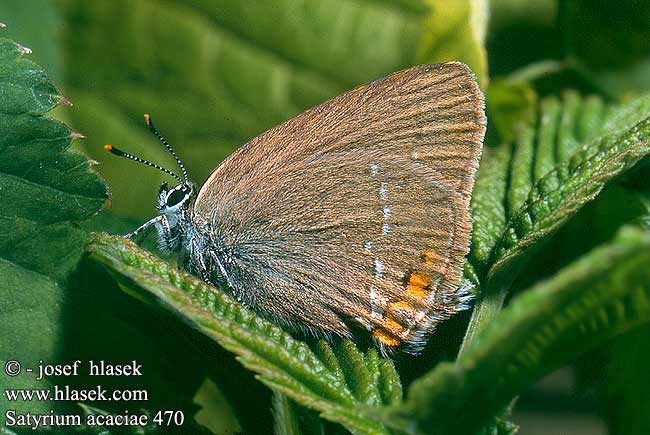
xmin=106 ymin=62 xmax=486 ymax=355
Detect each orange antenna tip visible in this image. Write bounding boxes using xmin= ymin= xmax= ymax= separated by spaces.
xmin=104 ymin=144 xmax=113 ymax=151
xmin=143 ymin=113 xmax=151 ymax=125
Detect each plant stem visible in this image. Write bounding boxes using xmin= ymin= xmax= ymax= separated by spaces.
xmin=457 ymin=285 xmax=509 ymax=358
xmin=506 ymin=59 xmax=566 ymax=84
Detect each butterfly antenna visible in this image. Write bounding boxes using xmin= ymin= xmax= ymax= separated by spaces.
xmin=144 ymin=114 xmax=190 ymax=181
xmin=104 ymin=144 xmax=183 ymax=183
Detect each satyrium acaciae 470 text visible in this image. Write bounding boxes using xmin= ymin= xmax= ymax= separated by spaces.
xmin=105 ymin=62 xmax=486 ymax=355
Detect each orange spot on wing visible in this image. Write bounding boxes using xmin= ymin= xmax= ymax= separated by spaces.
xmin=384 ymin=317 xmax=404 ymax=334
xmin=390 ymin=300 xmax=415 ymax=313
xmin=406 ymin=272 xmax=432 ymax=299
xmin=421 ymin=250 xmax=450 ymax=276
xmin=423 ymin=250 xmax=437 ymax=262
xmin=372 ymin=313 xmax=406 ymax=347
xmin=407 ymin=284 xmax=429 ymax=298
xmin=409 ymin=272 xmax=432 ymax=287
xmin=373 ymin=329 xmax=401 ymax=347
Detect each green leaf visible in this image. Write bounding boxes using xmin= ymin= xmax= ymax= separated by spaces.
xmin=467 ymin=92 xmax=650 ymax=303
xmin=484 ymin=79 xmax=538 ymax=144
xmin=59 ymin=0 xmax=486 ymax=218
xmin=0 ymin=39 xmax=60 ymax=113
xmin=487 ymin=95 xmax=650 ymax=289
xmin=378 ymin=226 xmax=650 ymax=435
xmin=87 ymin=233 xmax=402 ymax=435
xmin=599 ymin=325 xmax=650 ymax=435
xmin=464 ymin=92 xmax=636 ymax=348
xmin=0 ymin=37 xmax=106 ymax=414
xmin=469 ymin=144 xmax=512 ymax=276
xmin=417 ymin=0 xmax=488 ymax=85
xmin=273 ymin=392 xmax=303 ymax=435
xmin=192 ymin=378 xmax=243 ymax=434
xmin=575 ymin=323 xmax=650 ymax=435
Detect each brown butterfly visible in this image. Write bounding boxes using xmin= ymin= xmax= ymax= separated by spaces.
xmin=105 ymin=61 xmax=486 ymax=355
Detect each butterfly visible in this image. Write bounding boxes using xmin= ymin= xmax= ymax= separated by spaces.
xmin=105 ymin=62 xmax=486 ymax=355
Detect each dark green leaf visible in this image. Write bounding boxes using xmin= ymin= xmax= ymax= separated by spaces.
xmin=0 ymin=37 xmax=106 ymax=414
xmin=599 ymin=325 xmax=650 ymax=435
xmin=487 ymin=95 xmax=650 ymax=288
xmin=273 ymin=392 xmax=303 ymax=435
xmin=468 ymin=92 xmax=650 ymax=293
xmin=87 ymin=233 xmax=402 ymax=435
xmin=378 ymin=226 xmax=650 ymax=435
xmin=464 ymin=92 xmax=650 ymax=366
xmin=469 ymin=144 xmax=511 ymax=276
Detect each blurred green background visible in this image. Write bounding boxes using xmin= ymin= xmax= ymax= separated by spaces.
xmin=2 ymin=0 xmax=648 ymax=221
xmin=1 ymin=1 xmax=649 ymax=434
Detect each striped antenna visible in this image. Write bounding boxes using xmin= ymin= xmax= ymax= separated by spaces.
xmin=104 ymin=144 xmax=183 ymax=183
xmin=144 ymin=114 xmax=189 ymax=181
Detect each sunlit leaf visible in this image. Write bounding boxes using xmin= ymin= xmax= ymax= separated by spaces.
xmin=0 ymin=37 xmax=106 ymax=414
xmin=487 ymin=95 xmax=650 ymax=288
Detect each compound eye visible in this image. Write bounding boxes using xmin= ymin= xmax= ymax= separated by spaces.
xmin=166 ymin=188 xmax=186 ymax=207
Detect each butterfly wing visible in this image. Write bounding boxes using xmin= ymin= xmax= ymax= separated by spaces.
xmin=193 ymin=62 xmax=485 ymax=353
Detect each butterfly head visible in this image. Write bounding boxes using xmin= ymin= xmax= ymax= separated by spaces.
xmin=157 ymin=181 xmax=194 ymax=213
xmin=104 ymin=114 xmax=195 ymax=242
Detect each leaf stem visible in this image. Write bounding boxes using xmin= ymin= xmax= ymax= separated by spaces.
xmin=505 ymin=59 xmax=566 ymax=84
xmin=458 ymin=285 xmax=509 ymax=358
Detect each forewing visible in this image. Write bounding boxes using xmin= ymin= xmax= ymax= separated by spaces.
xmin=194 ymin=62 xmax=485 ymax=352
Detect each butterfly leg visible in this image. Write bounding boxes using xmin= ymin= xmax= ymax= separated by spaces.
xmin=197 ymin=253 xmax=212 ymax=284
xmin=157 ymin=215 xmax=175 ymax=248
xmin=124 ymin=215 xmax=165 ymax=239
xmin=186 ymin=236 xmax=212 ymax=284
xmin=209 ymin=251 xmax=237 ymax=296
